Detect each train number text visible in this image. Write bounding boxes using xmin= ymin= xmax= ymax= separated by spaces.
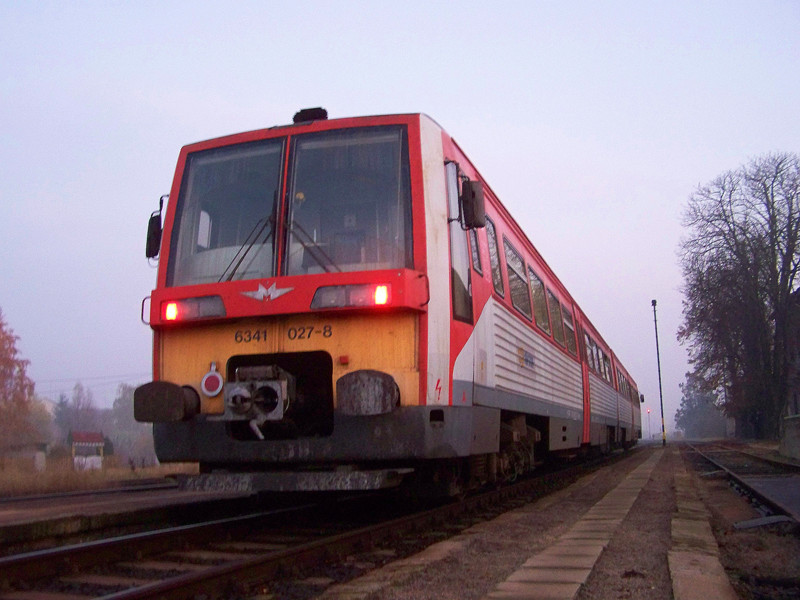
xmin=287 ymin=325 xmax=333 ymax=340
xmin=234 ymin=329 xmax=268 ymax=343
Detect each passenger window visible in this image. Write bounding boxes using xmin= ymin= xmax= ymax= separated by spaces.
xmin=485 ymin=217 xmax=504 ymax=296
xmin=503 ymin=239 xmax=532 ymax=319
xmin=547 ymin=290 xmax=565 ymax=347
xmin=585 ymin=334 xmax=596 ymax=370
xmin=469 ymin=229 xmax=482 ymax=274
xmin=528 ymin=268 xmax=551 ymax=334
xmin=562 ymin=306 xmax=577 ymax=356
xmin=597 ymin=347 xmax=605 ymax=378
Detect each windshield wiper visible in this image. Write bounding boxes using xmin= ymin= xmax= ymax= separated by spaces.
xmin=218 ymin=191 xmax=281 ymax=283
xmin=219 ymin=216 xmax=274 ymax=283
xmin=285 ymin=219 xmax=342 ymax=273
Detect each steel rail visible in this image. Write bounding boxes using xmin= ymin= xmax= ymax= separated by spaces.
xmin=0 ymin=505 xmax=314 ymax=584
xmin=686 ymin=443 xmax=797 ymax=522
xmin=716 ymin=443 xmax=800 ymax=474
xmin=0 ymin=481 xmax=178 ymax=505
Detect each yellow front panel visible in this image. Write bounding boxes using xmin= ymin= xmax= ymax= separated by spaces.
xmin=160 ymin=312 xmax=419 ymax=413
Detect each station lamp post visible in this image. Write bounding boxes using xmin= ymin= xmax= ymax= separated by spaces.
xmin=651 ymin=299 xmax=666 ymax=447
xmin=647 ymin=407 xmax=651 ymax=440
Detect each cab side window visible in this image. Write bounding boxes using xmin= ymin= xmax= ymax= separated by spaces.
xmin=485 ymin=217 xmax=504 ymax=296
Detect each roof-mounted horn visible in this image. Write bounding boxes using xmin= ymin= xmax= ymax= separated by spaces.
xmin=293 ymin=107 xmax=328 ymax=123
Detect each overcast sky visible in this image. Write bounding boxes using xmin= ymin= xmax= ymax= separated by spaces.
xmin=1 ymin=1 xmax=798 ymax=435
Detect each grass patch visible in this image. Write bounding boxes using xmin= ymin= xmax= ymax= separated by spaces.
xmin=0 ymin=456 xmax=198 ymax=497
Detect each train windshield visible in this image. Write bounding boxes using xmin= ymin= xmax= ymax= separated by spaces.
xmin=284 ymin=126 xmax=413 ymax=275
xmin=167 ymin=139 xmax=285 ymax=287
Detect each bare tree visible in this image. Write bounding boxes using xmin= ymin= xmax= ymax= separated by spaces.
xmin=679 ymin=153 xmax=800 ymax=438
xmin=110 ymin=383 xmax=156 ymax=463
xmin=112 ymin=383 xmax=138 ymax=432
xmin=69 ymin=382 xmax=99 ymax=432
xmin=675 ymin=372 xmax=727 ymax=439
xmin=52 ymin=383 xmax=101 ymax=442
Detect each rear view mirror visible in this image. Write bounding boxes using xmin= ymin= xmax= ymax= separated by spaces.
xmin=460 ymin=180 xmax=485 ymax=229
xmin=146 ymin=213 xmax=162 ymax=258
xmin=146 ymin=195 xmax=167 ymax=258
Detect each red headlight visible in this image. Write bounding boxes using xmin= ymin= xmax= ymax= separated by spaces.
xmin=374 ymin=285 xmax=389 ymax=305
xmin=164 ymin=302 xmax=179 ymax=321
xmin=311 ymin=284 xmax=392 ymax=309
xmin=160 ymin=296 xmax=226 ymax=322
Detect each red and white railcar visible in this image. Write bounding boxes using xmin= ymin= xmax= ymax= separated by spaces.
xmin=135 ymin=109 xmax=643 ymax=494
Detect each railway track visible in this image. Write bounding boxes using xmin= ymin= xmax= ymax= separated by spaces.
xmin=0 ymin=480 xmax=178 ymax=506
xmin=685 ymin=441 xmax=800 ymax=522
xmin=0 ymin=500 xmax=349 ymax=600
xmin=0 ymin=488 xmax=273 ymax=557
xmin=0 ymin=450 xmax=638 ymax=600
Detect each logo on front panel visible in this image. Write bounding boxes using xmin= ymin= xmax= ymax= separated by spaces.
xmin=241 ymin=282 xmax=293 ymax=302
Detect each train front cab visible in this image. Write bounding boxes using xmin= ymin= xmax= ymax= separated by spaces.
xmin=134 ymin=114 xmax=503 ymax=494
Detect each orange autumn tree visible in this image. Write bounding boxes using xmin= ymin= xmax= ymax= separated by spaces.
xmin=0 ymin=308 xmax=35 ymax=454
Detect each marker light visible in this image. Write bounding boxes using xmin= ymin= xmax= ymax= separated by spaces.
xmin=164 ymin=302 xmax=179 ymax=321
xmin=311 ymin=284 xmax=392 ymax=309
xmin=374 ymin=285 xmax=389 ymax=305
xmin=160 ymin=296 xmax=226 ymax=322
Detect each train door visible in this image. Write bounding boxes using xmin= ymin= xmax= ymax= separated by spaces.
xmin=577 ymin=323 xmax=591 ymax=445
xmin=445 ymin=161 xmax=476 ymax=406
xmin=467 ymin=225 xmax=489 ymax=394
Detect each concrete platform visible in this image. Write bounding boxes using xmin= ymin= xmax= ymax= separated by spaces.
xmin=317 ymin=447 xmax=742 ymax=600
xmin=481 ymin=450 xmax=667 ymax=600
xmin=480 ymin=448 xmax=738 ymax=600
xmin=742 ymin=475 xmax=800 ymax=522
xmin=669 ymin=459 xmax=738 ymax=600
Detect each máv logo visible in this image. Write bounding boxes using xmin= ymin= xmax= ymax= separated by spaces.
xmin=241 ymin=282 xmax=293 ymax=302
